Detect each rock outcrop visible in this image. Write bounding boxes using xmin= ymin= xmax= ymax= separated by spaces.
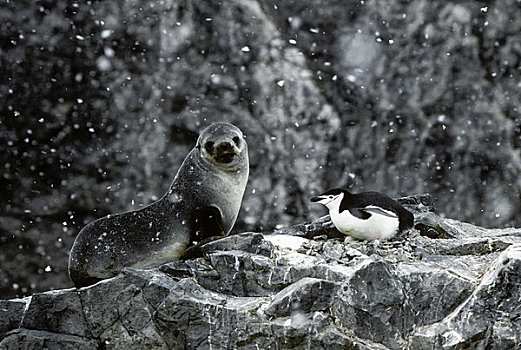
xmin=2 ymin=0 xmax=521 ymax=300
xmin=2 ymin=196 xmax=521 ymax=349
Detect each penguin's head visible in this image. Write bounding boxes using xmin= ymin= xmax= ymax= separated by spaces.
xmin=310 ymin=188 xmax=346 ymax=210
xmin=196 ymin=123 xmax=248 ymax=169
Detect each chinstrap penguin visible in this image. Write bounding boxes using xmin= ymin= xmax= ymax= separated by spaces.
xmin=310 ymin=188 xmax=414 ymax=240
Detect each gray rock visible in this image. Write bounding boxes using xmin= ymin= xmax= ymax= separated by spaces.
xmin=265 ymin=277 xmax=338 ymax=318
xmin=397 ymin=261 xmax=475 ymax=329
xmin=21 ymin=289 xmax=89 ymax=338
xmin=0 ymin=329 xmax=98 ymax=350
xmin=0 ymin=299 xmax=28 ymax=338
xmin=153 ymin=278 xmax=267 ymax=349
xmin=78 ymin=274 xmax=168 ymax=348
xmin=332 ymin=257 xmax=406 ymax=349
xmin=1 ymin=199 xmax=521 ymax=348
xmin=3 ymin=0 xmax=521 ymax=301
xmin=185 ymin=232 xmax=274 ymax=258
xmin=410 ymin=244 xmax=521 ymax=349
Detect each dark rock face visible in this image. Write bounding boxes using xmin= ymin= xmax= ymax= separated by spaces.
xmin=1 ymin=200 xmax=521 ymax=349
xmin=1 ymin=0 xmax=521 ymax=301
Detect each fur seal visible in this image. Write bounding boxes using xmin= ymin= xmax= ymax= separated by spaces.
xmin=68 ymin=122 xmax=249 ymax=287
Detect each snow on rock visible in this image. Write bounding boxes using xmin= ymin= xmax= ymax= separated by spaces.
xmin=264 ymin=234 xmax=308 ymax=250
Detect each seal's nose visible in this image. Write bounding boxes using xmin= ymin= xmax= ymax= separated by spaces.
xmin=216 ymin=141 xmax=234 ymax=153
xmin=213 ymin=140 xmax=237 ymax=164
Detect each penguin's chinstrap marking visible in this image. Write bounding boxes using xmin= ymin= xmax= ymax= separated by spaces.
xmin=311 ymin=188 xmax=414 ymax=240
xmin=68 ymin=122 xmax=249 ymax=287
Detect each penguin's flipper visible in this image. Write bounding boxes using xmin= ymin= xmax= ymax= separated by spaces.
xmin=349 ymin=208 xmax=372 ymax=220
xmin=363 ymin=206 xmax=398 ymax=218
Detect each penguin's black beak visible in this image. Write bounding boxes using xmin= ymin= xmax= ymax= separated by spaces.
xmin=310 ymin=196 xmax=323 ymax=203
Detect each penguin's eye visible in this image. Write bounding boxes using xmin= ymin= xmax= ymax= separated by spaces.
xmin=329 ymin=196 xmax=334 ymax=199
xmin=232 ymin=136 xmax=240 ymax=146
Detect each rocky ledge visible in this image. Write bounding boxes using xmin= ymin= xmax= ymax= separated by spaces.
xmin=1 ymin=195 xmax=520 ymax=349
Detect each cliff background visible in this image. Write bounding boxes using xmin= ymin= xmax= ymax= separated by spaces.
xmin=1 ymin=0 xmax=521 ymax=299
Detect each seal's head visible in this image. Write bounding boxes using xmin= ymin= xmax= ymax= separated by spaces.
xmin=197 ymin=123 xmax=248 ymax=169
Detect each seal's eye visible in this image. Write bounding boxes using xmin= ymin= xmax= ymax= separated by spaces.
xmin=204 ymin=141 xmax=214 ymax=154
xmin=232 ymin=136 xmax=240 ymax=146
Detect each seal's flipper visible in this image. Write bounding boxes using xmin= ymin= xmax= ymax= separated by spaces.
xmin=192 ymin=206 xmax=225 ymax=244
xmin=71 ymin=274 xmax=104 ymax=288
xmin=180 ymin=236 xmax=224 ymax=260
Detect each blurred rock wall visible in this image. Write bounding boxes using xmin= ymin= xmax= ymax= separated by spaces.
xmin=1 ymin=0 xmax=520 ymax=297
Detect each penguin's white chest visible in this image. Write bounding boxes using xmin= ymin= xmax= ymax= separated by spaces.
xmin=330 ymin=209 xmax=399 ymax=240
